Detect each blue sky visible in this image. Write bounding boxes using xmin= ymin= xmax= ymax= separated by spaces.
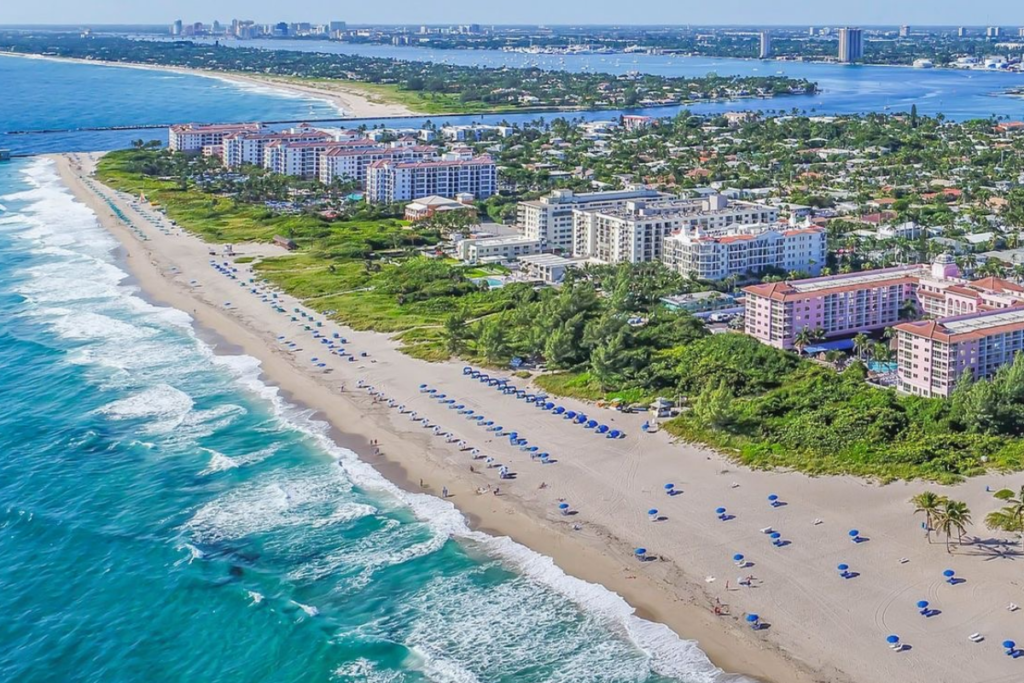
xmin=0 ymin=0 xmax=1020 ymax=27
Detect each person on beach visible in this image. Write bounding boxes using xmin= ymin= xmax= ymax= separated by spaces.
xmin=442 ymin=486 xmax=449 ymax=498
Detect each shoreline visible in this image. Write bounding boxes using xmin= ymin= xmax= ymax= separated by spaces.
xmin=0 ymin=51 xmax=415 ymax=119
xmin=49 ymin=150 xmax=1024 ymax=683
xmin=50 ymin=152 xmax=812 ymax=682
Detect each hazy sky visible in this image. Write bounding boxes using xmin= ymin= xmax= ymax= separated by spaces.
xmin=0 ymin=0 xmax=1021 ymax=27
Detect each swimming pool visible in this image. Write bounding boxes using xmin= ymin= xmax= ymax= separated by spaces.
xmin=868 ymin=361 xmax=898 ymax=373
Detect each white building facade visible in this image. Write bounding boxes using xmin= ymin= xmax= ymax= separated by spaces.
xmin=366 ymin=155 xmax=497 ymax=204
xmin=661 ymin=226 xmax=826 ymax=280
xmin=517 ymin=187 xmax=664 ymax=254
xmin=573 ymin=196 xmax=778 ymax=264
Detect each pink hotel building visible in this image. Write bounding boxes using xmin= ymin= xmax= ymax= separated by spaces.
xmin=744 ymin=255 xmax=1024 ymax=397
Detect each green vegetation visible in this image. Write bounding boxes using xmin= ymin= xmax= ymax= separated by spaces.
xmin=0 ymin=32 xmax=816 ymax=115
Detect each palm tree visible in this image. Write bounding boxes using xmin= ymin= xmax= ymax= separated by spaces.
xmin=911 ymin=491 xmax=946 ymax=543
xmin=985 ymin=485 xmax=1024 ymax=550
xmin=793 ymin=327 xmax=814 ymax=354
xmin=853 ymin=332 xmax=871 ymax=359
xmin=936 ymin=499 xmax=972 ymax=553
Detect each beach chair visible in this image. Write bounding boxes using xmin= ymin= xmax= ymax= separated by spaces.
xmin=969 ymin=633 xmax=984 ymax=643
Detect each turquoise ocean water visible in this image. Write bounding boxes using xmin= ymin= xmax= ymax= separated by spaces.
xmin=0 ymin=59 xmax=740 ymax=683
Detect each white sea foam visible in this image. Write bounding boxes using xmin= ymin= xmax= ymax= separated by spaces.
xmin=333 ymin=659 xmax=407 ymax=683
xmin=17 ymin=157 xmax=748 ymax=683
xmin=247 ymin=590 xmax=264 ymax=605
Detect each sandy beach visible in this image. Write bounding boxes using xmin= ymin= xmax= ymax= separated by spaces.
xmin=55 ymin=151 xmax=1024 ymax=683
xmin=0 ymin=52 xmax=415 ymax=119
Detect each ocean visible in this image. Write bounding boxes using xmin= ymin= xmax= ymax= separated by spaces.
xmin=0 ymin=62 xmax=739 ymax=682
xmin=5 ymin=43 xmax=1024 ymax=155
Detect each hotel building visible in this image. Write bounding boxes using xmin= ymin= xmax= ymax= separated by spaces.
xmin=744 ymin=265 xmax=928 ymax=350
xmin=573 ymin=195 xmax=778 ymax=264
xmin=366 ymin=154 xmax=497 ymax=203
xmin=221 ymin=128 xmax=334 ymax=169
xmin=319 ymin=145 xmax=437 ymax=186
xmin=517 ymin=187 xmax=664 ymax=253
xmin=837 ymin=27 xmax=864 ymax=63
xmin=169 ymin=122 xmax=262 ymax=153
xmin=662 ymin=225 xmax=826 ymax=281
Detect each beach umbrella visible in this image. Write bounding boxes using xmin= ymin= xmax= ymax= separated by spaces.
xmin=886 ymin=635 xmax=900 ymax=644
xmin=575 ymin=414 xmax=587 ymax=424
xmin=586 ymin=420 xmax=598 ymax=428
xmin=716 ymin=507 xmax=726 ymax=514
xmin=916 ymin=600 xmax=929 ymax=609
xmin=770 ymin=532 xmax=781 ymax=540
xmin=565 ymin=411 xmax=577 ymax=419
xmin=419 ymin=383 xmax=427 ymax=388
xmin=837 ymin=563 xmax=849 ymax=572
xmin=768 ymin=494 xmax=779 ymax=505
xmin=648 ymin=508 xmax=658 ymax=518
xmin=943 ymin=569 xmax=955 ymax=577
xmin=482 ymin=421 xmax=494 ymax=426
xmin=848 ymin=529 xmax=860 ymax=541
xmin=463 ymin=367 xmax=472 ymax=375
xmin=608 ymin=429 xmax=622 ymax=439
xmin=1004 ymin=640 xmax=1016 ymax=650
xmin=558 ymin=502 xmax=569 ymax=510
xmin=596 ymin=425 xmax=609 ymax=434
xmin=553 ymin=406 xmax=565 ymax=415
xmin=473 ymin=416 xmax=484 ymax=421
xmin=635 ymin=548 xmax=647 ymax=556
xmin=664 ymin=483 xmax=675 ymax=493
xmin=527 ymin=446 xmax=538 ymax=452
xmin=746 ymin=614 xmax=759 ymax=623
xmin=734 ymin=553 xmax=745 ymax=562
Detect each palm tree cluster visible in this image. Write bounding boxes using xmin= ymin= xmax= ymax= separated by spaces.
xmin=911 ymin=491 xmax=973 ymax=553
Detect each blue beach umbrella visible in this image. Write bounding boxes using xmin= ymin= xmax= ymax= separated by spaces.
xmin=943 ymin=569 xmax=955 ymax=578
xmin=586 ymin=420 xmax=598 ymax=429
xmin=837 ymin=564 xmax=849 ymax=572
xmin=596 ymin=425 xmax=609 ymax=434
xmin=1004 ymin=640 xmax=1016 ymax=649
xmin=746 ymin=614 xmax=759 ymax=623
xmin=733 ymin=554 xmax=744 ymax=562
xmin=716 ymin=507 xmax=726 ymax=514
xmin=768 ymin=494 xmax=779 ymax=503
xmin=770 ymin=532 xmax=781 ymax=540
xmin=664 ymin=483 xmax=675 ymax=492
xmin=635 ymin=548 xmax=647 ymax=556
xmin=648 ymin=508 xmax=658 ymax=516
xmin=916 ymin=600 xmax=929 ymax=609
xmin=849 ymin=529 xmax=860 ymax=540
xmin=886 ymin=635 xmax=900 ymax=644
xmin=558 ymin=503 xmax=569 ymax=510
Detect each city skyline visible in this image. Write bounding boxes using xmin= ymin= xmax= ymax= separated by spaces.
xmin=2 ymin=1 xmax=1024 ymax=27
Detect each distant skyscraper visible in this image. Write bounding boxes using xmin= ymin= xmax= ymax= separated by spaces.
xmin=837 ymin=27 xmax=863 ymax=63
xmin=329 ymin=21 xmax=346 ymax=32
xmin=957 ymin=27 xmax=967 ymax=37
xmin=987 ymin=26 xmax=1002 ymax=38
xmin=1018 ymin=27 xmax=1024 ymax=38
xmin=759 ymin=31 xmax=772 ymax=59
xmin=171 ymin=19 xmax=183 ymax=36
xmin=899 ymin=25 xmax=910 ymax=38
xmin=808 ymin=26 xmax=815 ymax=36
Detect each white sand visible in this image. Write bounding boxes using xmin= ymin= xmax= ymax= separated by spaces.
xmin=56 ymin=151 xmax=1024 ymax=683
xmin=0 ymin=52 xmax=415 ymax=119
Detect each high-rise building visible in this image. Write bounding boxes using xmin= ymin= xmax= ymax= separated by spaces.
xmin=808 ymin=26 xmax=815 ymax=36
xmin=1018 ymin=27 xmax=1024 ymax=38
xmin=516 ymin=187 xmax=664 ymax=254
xmin=899 ymin=25 xmax=910 ymax=38
xmin=987 ymin=26 xmax=1002 ymax=38
xmin=662 ymin=225 xmax=826 ymax=281
xmin=759 ymin=31 xmax=772 ymax=59
xmin=366 ymin=155 xmax=497 ymax=203
xmin=329 ymin=21 xmax=346 ymax=32
xmin=957 ymin=26 xmax=967 ymax=37
xmin=837 ymin=27 xmax=864 ymax=63
xmin=171 ymin=19 xmax=183 ymax=36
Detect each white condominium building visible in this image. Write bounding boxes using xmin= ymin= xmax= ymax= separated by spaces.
xmin=573 ymin=195 xmax=778 ymax=264
xmin=517 ymin=187 xmax=665 ymax=254
xmin=662 ymin=225 xmax=826 ymax=281
xmin=221 ymin=129 xmax=333 ymax=169
xmin=169 ymin=122 xmax=262 ymax=152
xmin=319 ymin=145 xmax=437 ymax=186
xmin=366 ymin=154 xmax=497 ymax=204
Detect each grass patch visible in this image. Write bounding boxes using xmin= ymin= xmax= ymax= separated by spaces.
xmin=533 ymin=372 xmax=655 ymax=405
xmin=253 ymin=75 xmax=521 ymax=115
